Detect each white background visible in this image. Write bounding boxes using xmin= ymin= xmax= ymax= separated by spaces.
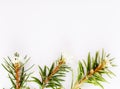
xmin=0 ymin=0 xmax=120 ymax=89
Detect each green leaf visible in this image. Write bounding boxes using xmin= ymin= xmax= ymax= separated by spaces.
xmin=49 ymin=63 xmax=55 ymax=76
xmin=87 ymin=52 xmax=91 ymax=73
xmin=78 ymin=61 xmax=84 ymax=80
xmin=32 ymin=77 xmax=42 ymax=86
xmin=8 ymin=75 xmax=16 ymax=88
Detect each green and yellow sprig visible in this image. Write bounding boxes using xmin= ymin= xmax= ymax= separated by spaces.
xmin=72 ymin=50 xmax=116 ymax=89
xmin=1 ymin=50 xmax=116 ymax=89
xmin=32 ymin=55 xmax=70 ymax=89
xmin=2 ymin=52 xmax=34 ymax=89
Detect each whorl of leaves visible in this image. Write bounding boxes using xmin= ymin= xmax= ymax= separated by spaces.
xmin=72 ymin=50 xmax=116 ymax=89
xmin=32 ymin=55 xmax=70 ymax=89
xmin=2 ymin=52 xmax=34 ymax=89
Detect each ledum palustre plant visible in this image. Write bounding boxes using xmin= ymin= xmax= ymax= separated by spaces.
xmin=71 ymin=50 xmax=116 ymax=89
xmin=2 ymin=52 xmax=34 ymax=89
xmin=32 ymin=55 xmax=71 ymax=89
xmin=32 ymin=50 xmax=115 ymax=89
xmin=1 ymin=50 xmax=116 ymax=89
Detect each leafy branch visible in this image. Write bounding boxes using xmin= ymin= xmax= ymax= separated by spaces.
xmin=32 ymin=55 xmax=70 ymax=89
xmin=72 ymin=50 xmax=116 ymax=89
xmin=1 ymin=50 xmax=116 ymax=89
xmin=2 ymin=52 xmax=34 ymax=89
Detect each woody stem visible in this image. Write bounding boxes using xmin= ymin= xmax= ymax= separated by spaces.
xmin=15 ymin=66 xmax=20 ymax=89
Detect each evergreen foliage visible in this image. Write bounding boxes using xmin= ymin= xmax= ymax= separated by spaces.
xmin=1 ymin=50 xmax=116 ymax=89
xmin=72 ymin=50 xmax=116 ymax=89
xmin=32 ymin=55 xmax=70 ymax=89
xmin=2 ymin=52 xmax=34 ymax=89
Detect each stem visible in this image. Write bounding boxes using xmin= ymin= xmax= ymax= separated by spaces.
xmin=14 ymin=63 xmax=20 ymax=89
xmin=71 ymin=69 xmax=74 ymax=89
xmin=42 ymin=85 xmax=44 ymax=89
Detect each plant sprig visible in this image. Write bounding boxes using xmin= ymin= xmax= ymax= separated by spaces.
xmin=32 ymin=55 xmax=71 ymax=89
xmin=2 ymin=52 xmax=34 ymax=89
xmin=72 ymin=50 xmax=116 ymax=89
xmin=1 ymin=50 xmax=116 ymax=89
